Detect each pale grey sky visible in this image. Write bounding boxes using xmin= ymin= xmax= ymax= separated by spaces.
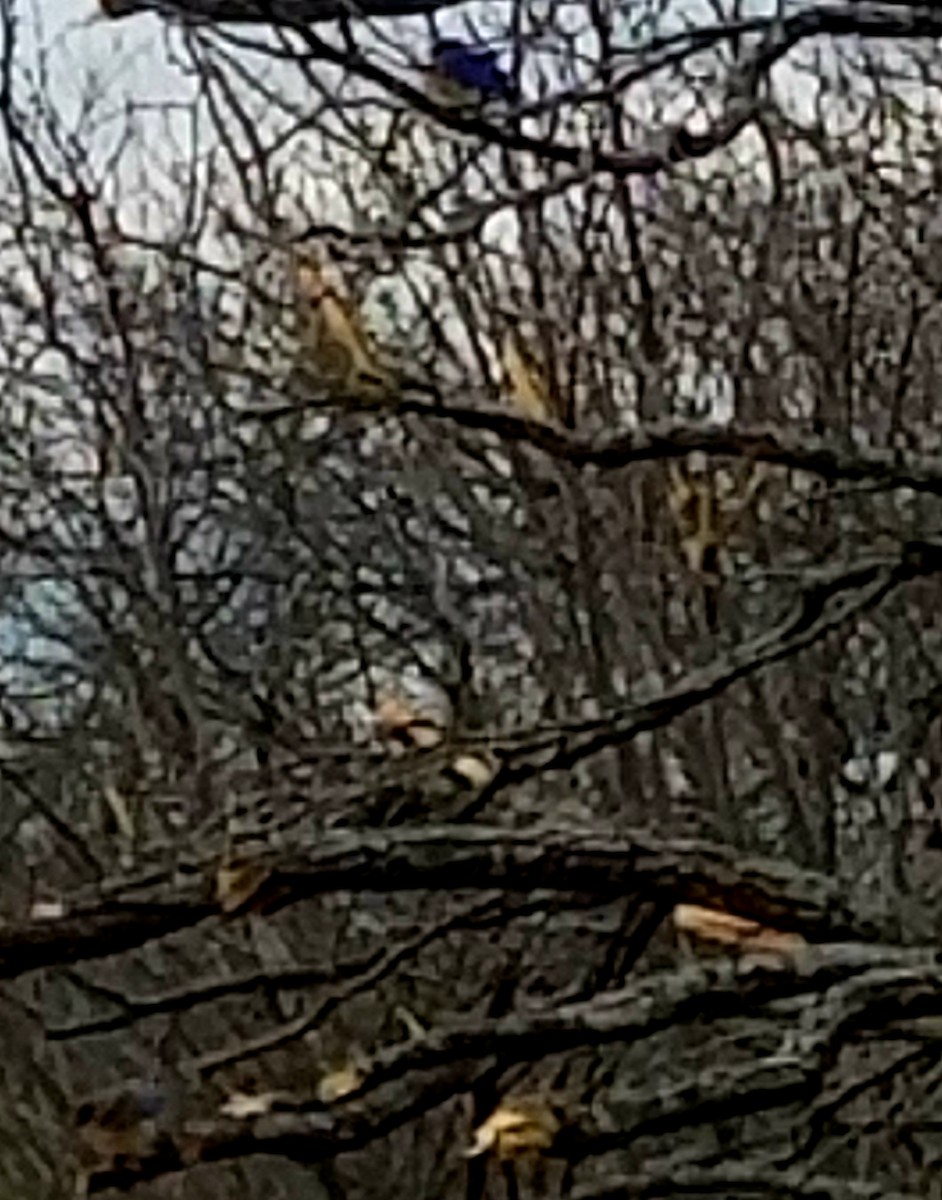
xmin=25 ymin=0 xmax=182 ymax=102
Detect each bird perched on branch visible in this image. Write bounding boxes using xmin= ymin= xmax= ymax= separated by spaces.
xmin=426 ymin=39 xmax=519 ymax=107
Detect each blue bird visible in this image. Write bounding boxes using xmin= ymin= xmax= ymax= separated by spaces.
xmin=428 ymin=39 xmax=519 ymax=105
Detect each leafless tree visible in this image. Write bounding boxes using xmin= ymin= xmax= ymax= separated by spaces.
xmin=1 ymin=0 xmax=942 ymax=1197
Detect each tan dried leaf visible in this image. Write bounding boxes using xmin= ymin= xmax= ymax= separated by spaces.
xmin=464 ymin=1100 xmax=560 ymax=1160
xmin=673 ymin=903 xmax=805 ymax=953
xmin=449 ymin=753 xmax=495 ymax=788
xmin=216 ymin=859 xmax=271 ymax=914
xmin=219 ymin=1091 xmax=277 ymax=1119
xmin=295 ymin=258 xmax=394 ymax=396
xmin=501 ymin=330 xmax=552 ymax=422
xmin=374 ymin=694 xmax=445 ymax=750
xmin=317 ymin=1064 xmax=364 ymax=1104
xmin=667 ymin=462 xmax=723 ymax=577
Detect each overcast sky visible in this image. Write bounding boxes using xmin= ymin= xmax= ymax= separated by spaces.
xmin=21 ymin=0 xmax=779 ymax=126
xmin=22 ymin=1 xmax=179 ymax=106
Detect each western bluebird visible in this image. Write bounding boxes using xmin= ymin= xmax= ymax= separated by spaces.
xmin=428 ymin=39 xmax=519 ymax=104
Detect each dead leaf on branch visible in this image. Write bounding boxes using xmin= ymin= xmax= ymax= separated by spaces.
xmin=317 ymin=1062 xmax=365 ymax=1104
xmin=215 ymin=857 xmax=272 ymax=914
xmin=448 ymin=752 xmax=495 ymax=788
xmin=373 ymin=692 xmax=447 ymax=750
xmin=501 ymin=328 xmax=554 ymax=423
xmin=673 ymin=902 xmax=806 ymax=954
xmin=464 ymin=1098 xmax=561 ymax=1160
xmin=219 ymin=1091 xmax=279 ymax=1119
xmin=294 ymin=254 xmax=397 ymax=398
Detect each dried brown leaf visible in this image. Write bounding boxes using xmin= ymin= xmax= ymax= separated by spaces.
xmin=464 ymin=1100 xmax=560 ymax=1160
xmin=673 ymin=903 xmax=805 ymax=953
xmin=219 ymin=1091 xmax=278 ymax=1119
xmin=501 ymin=330 xmax=552 ymax=422
xmin=317 ymin=1064 xmax=364 ymax=1103
xmin=216 ymin=859 xmax=271 ymax=914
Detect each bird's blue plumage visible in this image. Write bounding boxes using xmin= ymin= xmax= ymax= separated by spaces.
xmin=430 ymin=39 xmax=518 ymax=102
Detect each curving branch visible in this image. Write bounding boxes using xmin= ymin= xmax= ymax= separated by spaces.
xmin=483 ymin=542 xmax=942 ymax=778
xmin=249 ymin=396 xmax=942 ymax=498
xmin=0 ymin=820 xmax=885 ymax=985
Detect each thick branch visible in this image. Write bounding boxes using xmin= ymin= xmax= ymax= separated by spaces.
xmin=11 ymin=546 xmax=941 ymax=979
xmin=84 ymin=946 xmax=942 ymax=1192
xmin=0 ymin=824 xmax=874 ymax=981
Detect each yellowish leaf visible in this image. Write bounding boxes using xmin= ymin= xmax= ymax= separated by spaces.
xmin=501 ymin=330 xmax=552 ymax=422
xmin=464 ymin=1100 xmax=560 ymax=1160
xmin=317 ymin=1064 xmax=364 ymax=1104
xmin=216 ymin=859 xmax=271 ymax=915
xmin=295 ymin=258 xmax=394 ymax=396
xmin=220 ymin=1091 xmax=278 ymax=1119
xmin=666 ymin=461 xmax=723 ymax=578
xmin=449 ymin=753 xmax=494 ymax=788
xmin=673 ymin=903 xmax=805 ymax=953
xmin=374 ymin=694 xmax=445 ymax=750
